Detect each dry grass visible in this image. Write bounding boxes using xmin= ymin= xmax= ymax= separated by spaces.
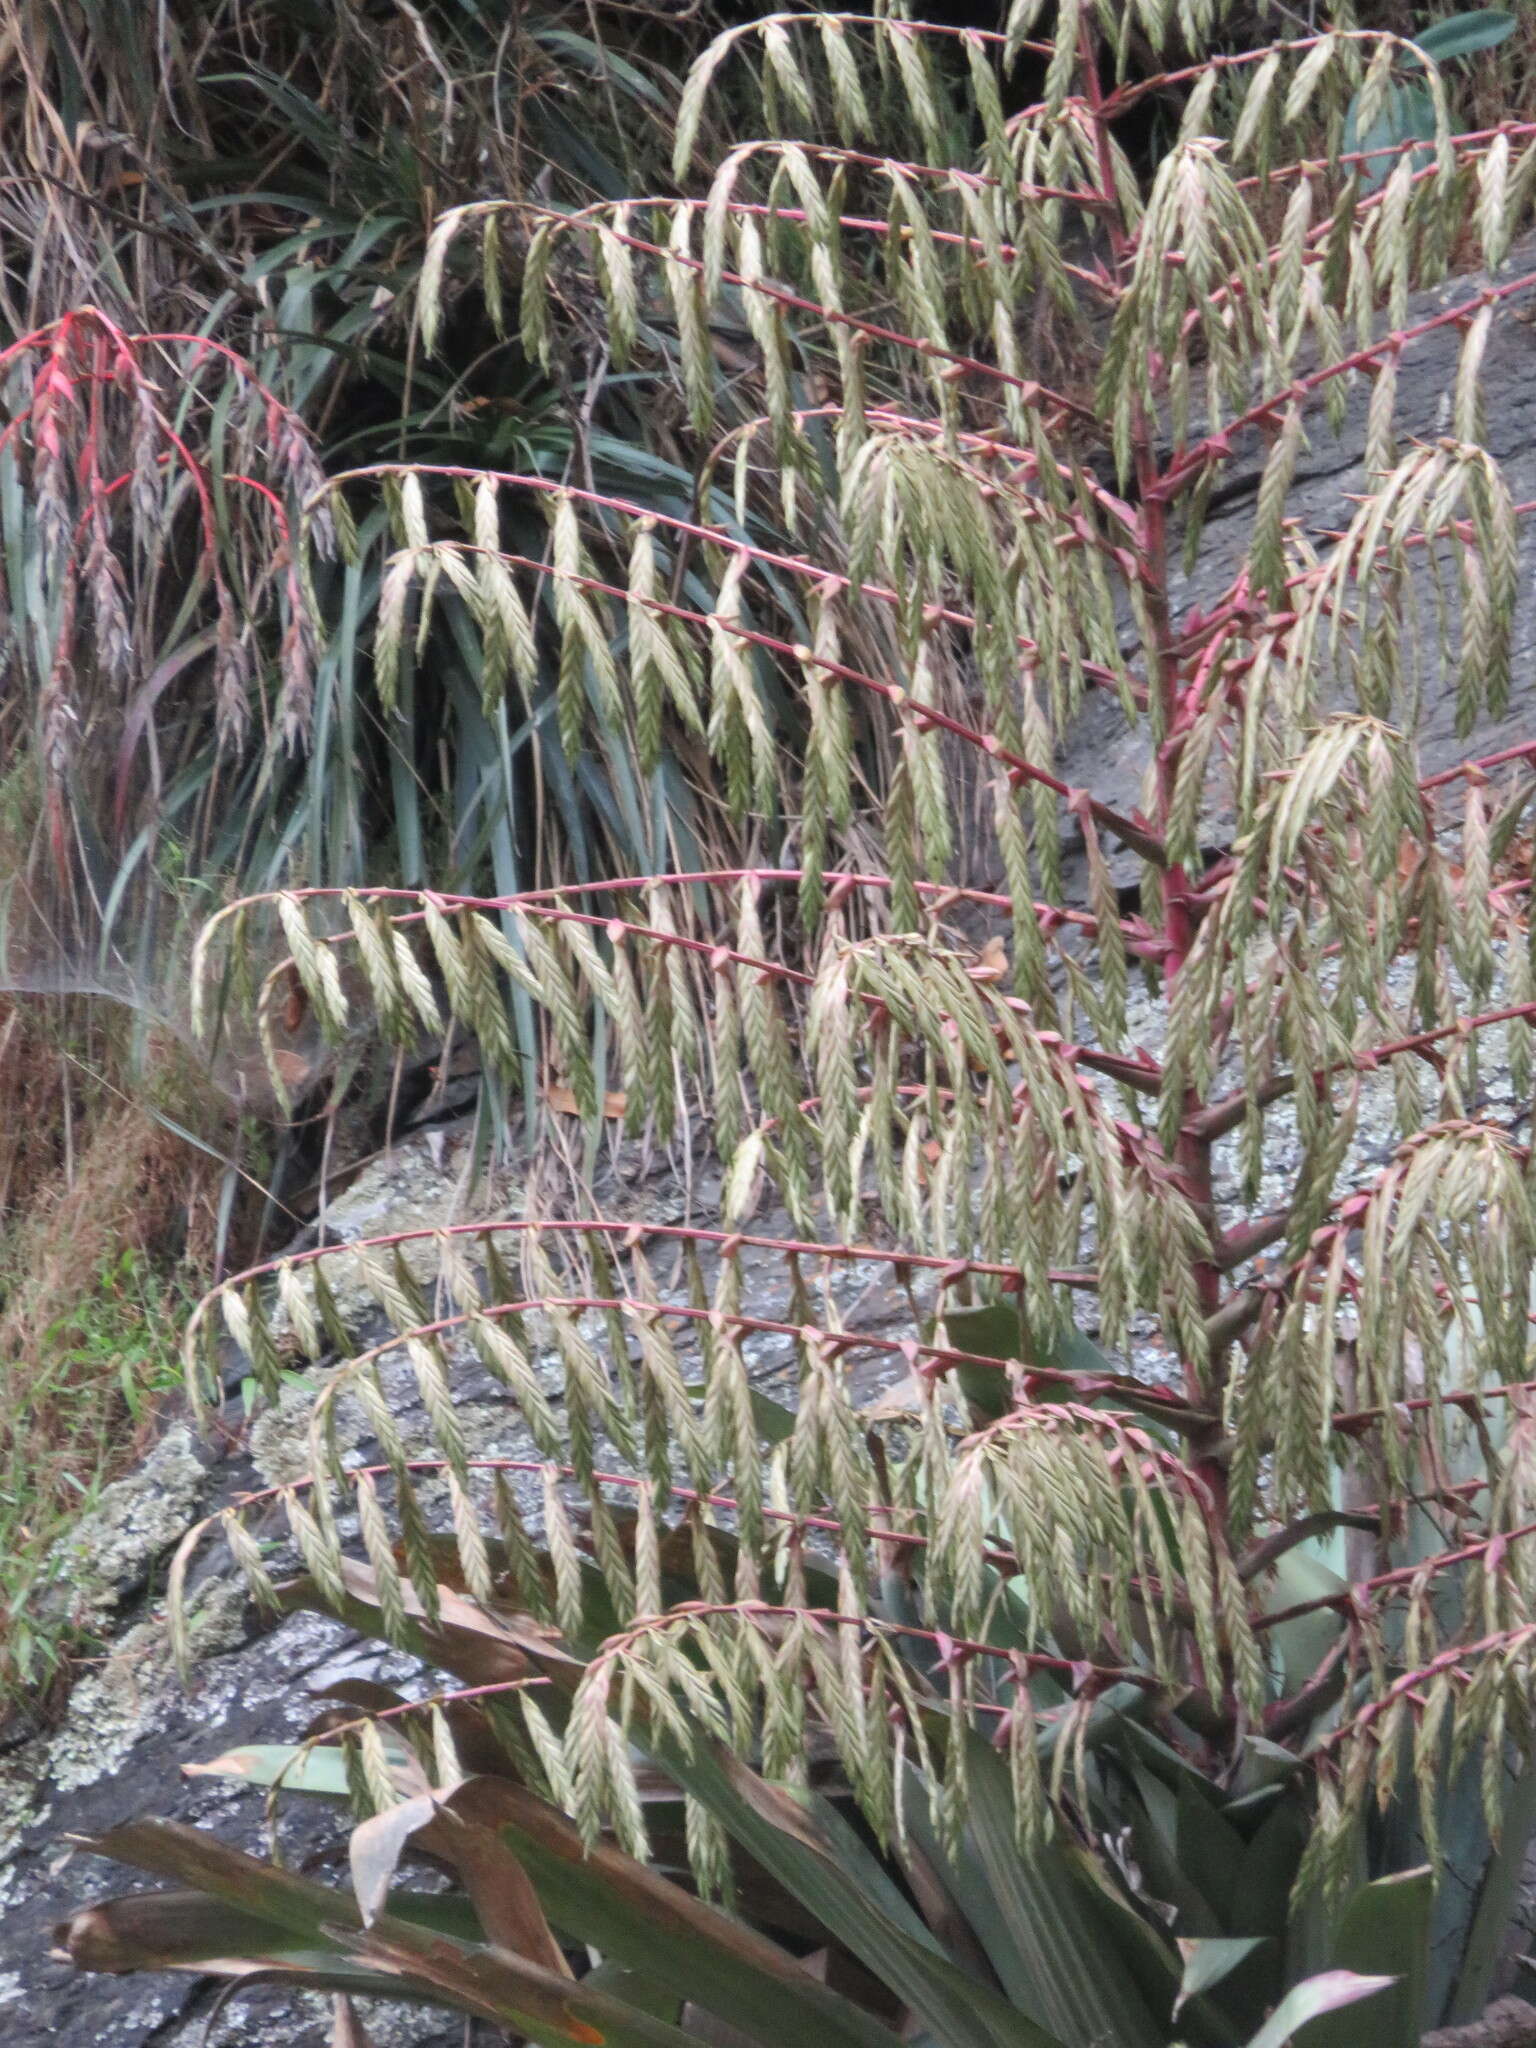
xmin=1458 ymin=12 xmax=1536 ymax=132
xmin=0 ymin=997 xmax=231 ymax=1709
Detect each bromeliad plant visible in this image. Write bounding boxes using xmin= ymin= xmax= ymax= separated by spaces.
xmin=50 ymin=4 xmax=1536 ymax=2044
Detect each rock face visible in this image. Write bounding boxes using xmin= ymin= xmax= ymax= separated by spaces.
xmin=1052 ymin=238 xmax=1536 ymax=878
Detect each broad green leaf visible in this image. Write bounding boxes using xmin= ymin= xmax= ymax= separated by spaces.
xmin=938 ymin=1303 xmax=1122 ymax=1421
xmin=1235 ymin=1797 xmax=1311 ymax=1999
xmin=184 ymin=1743 xmax=354 ymax=1798
xmin=72 ymin=1818 xmax=370 ymax=1946
xmin=1125 ymin=1763 xmax=1224 ymax=1940
xmin=1115 ymin=1720 xmax=1233 ymax=1808
xmin=685 ymin=1380 xmax=797 ymax=1445
xmin=672 ymin=1746 xmax=1067 ymax=2048
xmin=905 ymin=1739 xmax=1167 ymax=2048
xmin=1405 ymin=1743 xmax=1496 ymax=2021
xmin=581 ymin=1960 xmax=683 ymax=2026
xmin=53 ymin=1886 xmax=365 ymax=1978
xmin=1292 ymin=1868 xmax=1430 ymax=2047
xmin=1241 ymin=1972 xmax=1395 ymax=2048
xmin=55 ymin=1874 xmax=489 ymax=1977
xmin=470 ymin=1775 xmax=907 ymax=2048
xmin=69 ymin=1819 xmax=702 ymax=2047
xmin=1254 ymin=1549 xmax=1347 ymax=1706
xmin=1443 ymin=1762 xmax=1536 ymax=2026
xmin=1177 ymin=1779 xmax=1249 ymax=1936
xmin=1231 ymin=1741 xmax=1304 ymax=1800
xmin=1410 ymin=11 xmax=1517 ymax=63
xmin=1342 ymin=84 xmax=1437 ymax=193
xmin=333 ymin=1910 xmax=711 ymax=2046
xmin=285 ymin=1563 xmax=1055 ymax=2047
xmin=748 ymin=1386 xmax=798 ymax=1444
xmin=1174 ymin=1938 xmax=1267 ymax=2020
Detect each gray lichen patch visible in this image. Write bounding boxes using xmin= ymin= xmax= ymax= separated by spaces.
xmin=268 ymin=1125 xmax=516 ymax=1341
xmin=46 ymin=1577 xmax=250 ymax=1794
xmin=248 ymin=1369 xmax=370 ymax=1487
xmin=156 ymin=1985 xmax=460 ymax=2048
xmin=46 ymin=1425 xmax=208 ymax=1620
xmin=0 ymin=1748 xmax=49 ymax=1872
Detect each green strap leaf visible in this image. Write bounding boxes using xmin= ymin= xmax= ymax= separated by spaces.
xmin=1410 ymin=11 xmax=1517 ymax=63
xmin=462 ymin=1776 xmax=907 ymax=2048
xmin=1241 ymin=1973 xmax=1395 ymax=2048
xmin=669 ymin=1747 xmax=1068 ymax=2048
xmin=908 ymin=1738 xmax=1170 ymax=2048
xmin=1175 ymin=1937 xmax=1268 ymax=2020
xmin=1290 ymin=1868 xmax=1430 ymax=2047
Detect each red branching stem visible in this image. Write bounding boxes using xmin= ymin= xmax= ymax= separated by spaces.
xmin=303 ymin=1681 xmax=555 ymax=1741
xmin=189 ymin=1210 xmax=1099 ymax=1348
xmin=706 ymin=12 xmax=1048 ymax=59
xmin=1421 ymin=736 xmax=1536 ymax=793
xmin=726 ymin=135 xmax=1065 ymax=192
xmin=784 ymin=1080 xmax=1182 ymax=1227
xmin=1190 ymin=998 xmax=1536 ymax=1142
xmin=0 ymin=309 xmax=306 ymax=437
xmin=560 ymin=1598 xmax=1165 ymax=1697
xmin=81 ymin=461 xmax=292 ymax=537
xmin=230 ymin=1442 xmax=1536 ymax=1658
xmin=1230 ymin=119 xmax=1536 ymax=194
xmin=653 ymin=193 xmax=1108 ymax=295
xmin=1191 ymin=137 xmax=1536 ymax=339
xmin=699 ymin=120 xmax=1536 ymax=210
xmin=1370 ymin=1001 xmax=1536 ymax=1066
xmin=1252 ymin=1518 xmax=1536 ymax=1640
xmin=234 ymin=1454 xmax=1029 ymax=1572
xmin=1316 ymin=497 xmax=1536 ymax=558
xmin=1101 ymin=28 xmax=1434 ymax=116
xmin=210 ymin=866 xmax=1092 ymax=959
xmin=1076 ymin=17 xmax=1223 ymax=1463
xmin=704 ymin=401 xmax=1140 ymax=538
xmin=1315 ymin=1623 xmax=1536 ymax=1756
xmin=207 ymin=872 xmax=1171 ymax=1099
xmin=1332 ymin=1375 xmax=1536 ymax=1440
xmin=274 ymin=1291 xmax=1201 ymax=1434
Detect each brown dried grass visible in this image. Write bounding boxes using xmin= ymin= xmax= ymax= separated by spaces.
xmin=0 ymin=996 xmax=232 ymax=1704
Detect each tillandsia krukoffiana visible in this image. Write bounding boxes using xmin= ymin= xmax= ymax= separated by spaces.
xmin=50 ymin=5 xmax=1536 ymax=2044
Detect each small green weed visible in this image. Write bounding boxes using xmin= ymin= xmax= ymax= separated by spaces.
xmin=0 ymin=1247 xmax=194 ymax=1711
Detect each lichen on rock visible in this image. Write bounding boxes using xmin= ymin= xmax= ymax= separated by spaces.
xmin=268 ymin=1125 xmax=516 ymax=1341
xmin=46 ymin=1577 xmax=249 ymax=1794
xmin=44 ymin=1425 xmax=208 ymax=1623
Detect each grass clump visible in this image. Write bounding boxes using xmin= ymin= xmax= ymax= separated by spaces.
xmin=0 ymin=1003 xmax=219 ymax=1709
